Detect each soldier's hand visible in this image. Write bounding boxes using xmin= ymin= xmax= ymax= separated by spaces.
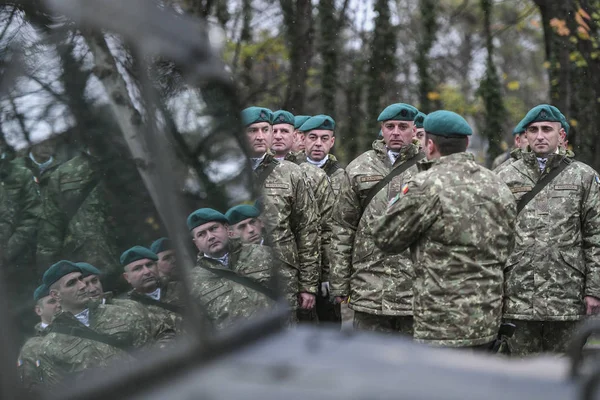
xmin=335 ymin=296 xmax=348 ymax=304
xmin=585 ymin=296 xmax=600 ymax=315
xmin=299 ymin=292 xmax=316 ymax=309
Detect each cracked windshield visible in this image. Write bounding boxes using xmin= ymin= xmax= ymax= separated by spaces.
xmin=3 ymin=0 xmax=600 ymax=398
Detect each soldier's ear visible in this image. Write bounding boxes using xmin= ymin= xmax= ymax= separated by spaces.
xmin=122 ymin=272 xmax=130 ymax=284
xmin=49 ymin=289 xmax=60 ymax=301
xmin=34 ymin=304 xmax=43 ymax=317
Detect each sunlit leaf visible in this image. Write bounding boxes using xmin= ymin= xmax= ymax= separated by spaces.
xmin=507 ymin=81 xmax=520 ymax=91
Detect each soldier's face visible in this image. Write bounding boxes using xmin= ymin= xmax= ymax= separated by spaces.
xmin=292 ymin=131 xmax=306 ymax=152
xmin=82 ymin=274 xmax=104 ymax=300
xmin=157 ymin=250 xmax=177 ymax=281
xmin=246 ymin=122 xmax=272 ymax=157
xmin=229 ymin=217 xmax=264 ymax=244
xmin=271 ymin=123 xmax=296 ymax=156
xmin=31 ymin=141 xmax=56 ymax=161
xmin=51 ymin=272 xmax=88 ymax=312
xmin=192 ymin=221 xmax=230 ymax=257
xmin=381 ymin=120 xmax=415 ymax=151
xmin=514 ymin=133 xmax=529 ymax=150
xmin=124 ymin=259 xmax=159 ymax=292
xmin=35 ymin=295 xmax=61 ymax=324
xmin=305 ymin=130 xmax=335 ymax=162
xmin=415 ymin=128 xmax=426 ymax=149
xmin=526 ymin=122 xmax=565 ymax=156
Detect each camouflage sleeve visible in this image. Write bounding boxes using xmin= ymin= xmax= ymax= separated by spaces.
xmin=373 ymin=180 xmax=441 ymax=254
xmin=582 ymin=172 xmax=600 ymax=298
xmin=36 ymin=172 xmax=67 ymax=269
xmin=329 ymin=171 xmax=357 ymax=297
xmin=315 ymin=174 xmax=335 ymax=282
xmin=290 ymin=172 xmax=320 ymax=294
xmin=131 ymin=302 xmax=176 ymax=349
xmin=6 ymin=170 xmax=41 ymax=261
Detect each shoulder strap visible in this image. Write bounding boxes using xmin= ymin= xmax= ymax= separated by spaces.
xmin=361 ymin=152 xmax=425 ymax=210
xmin=516 ymin=158 xmax=572 ymax=214
xmin=50 ymin=322 xmax=128 ymax=351
xmin=129 ymin=292 xmax=184 ymax=314
xmin=201 ymin=265 xmax=278 ymax=300
xmin=323 ymin=160 xmax=341 ymax=177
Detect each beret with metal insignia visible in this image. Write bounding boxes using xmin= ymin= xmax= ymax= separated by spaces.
xmin=272 ymin=110 xmax=295 ymax=126
xmin=377 ymin=103 xmax=419 ymax=122
xmin=241 ymin=107 xmax=273 ymax=127
xmin=299 ymin=114 xmax=336 ymax=132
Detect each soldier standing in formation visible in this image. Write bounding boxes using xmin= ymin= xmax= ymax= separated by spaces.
xmin=374 ymin=110 xmax=517 ymax=349
xmin=496 ymin=104 xmax=600 ymax=355
xmin=226 ymin=204 xmax=265 ymax=245
xmin=330 ymin=103 xmax=422 ymax=334
xmin=150 ymin=238 xmax=178 ymax=284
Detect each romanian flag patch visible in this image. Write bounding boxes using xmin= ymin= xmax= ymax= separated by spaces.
xmin=401 ymin=183 xmax=409 ymax=195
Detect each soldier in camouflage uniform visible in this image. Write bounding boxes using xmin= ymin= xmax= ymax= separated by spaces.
xmin=20 ymin=261 xmax=171 ymax=390
xmin=14 ymin=141 xmax=61 ymax=194
xmin=496 ymin=104 xmax=600 ymax=356
xmin=242 ymin=107 xmax=321 ymax=313
xmin=0 ymin=142 xmax=42 ymax=334
xmin=271 ymin=110 xmax=334 ymax=322
xmin=298 ymin=114 xmax=347 ymax=324
xmin=492 ymin=121 xmax=528 ymax=170
xmin=150 ymin=237 xmax=178 ymax=284
xmin=413 ymin=112 xmax=427 ymax=149
xmin=118 ymin=246 xmax=184 ymax=333
xmin=329 ymin=103 xmax=423 ymax=334
xmin=187 ymin=208 xmax=278 ymax=329
xmin=36 ymin=150 xmax=121 ymax=291
xmin=291 ymin=115 xmax=310 ymax=153
xmin=374 ymin=110 xmax=517 ymax=348
xmin=18 ymin=285 xmax=60 ymax=391
xmin=226 ymin=204 xmax=265 ymax=245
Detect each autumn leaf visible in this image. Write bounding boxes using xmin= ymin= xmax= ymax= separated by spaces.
xmin=507 ymin=81 xmax=520 ymax=91
xmin=550 ymin=18 xmax=570 ymax=36
xmin=578 ymin=26 xmax=590 ymax=40
xmin=575 ymin=12 xmax=590 ymax=32
xmin=570 ymin=119 xmax=578 ymax=128
xmin=530 ymin=19 xmax=540 ymax=28
xmin=542 ymin=61 xmax=551 ymax=69
xmin=427 ymin=91 xmax=441 ymax=101
xmin=578 ymin=7 xmax=591 ymax=21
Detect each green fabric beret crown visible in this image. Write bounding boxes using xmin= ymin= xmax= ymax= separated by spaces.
xmin=241 ymin=107 xmax=273 ymax=127
xmin=423 ymin=110 xmax=473 ymax=137
xmin=294 ymin=115 xmax=310 ymax=130
xmin=377 ymin=103 xmax=419 ymax=122
xmin=226 ymin=204 xmax=261 ymax=225
xmin=34 ymin=284 xmax=49 ymax=301
xmin=521 ymin=104 xmax=562 ymax=128
xmin=120 ymin=246 xmax=158 ymax=266
xmin=187 ymin=208 xmax=229 ymax=231
xmin=513 ymin=119 xmax=526 ymax=136
xmin=42 ymin=260 xmax=82 ymax=287
xmin=414 ymin=112 xmax=427 ymax=129
xmin=299 ymin=114 xmax=336 ymax=132
xmin=76 ymin=262 xmax=102 ymax=277
xmin=150 ymin=237 xmax=171 ymax=254
xmin=272 ymin=110 xmax=295 ymax=125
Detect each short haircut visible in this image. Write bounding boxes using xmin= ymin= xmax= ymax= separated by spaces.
xmin=425 ymin=133 xmax=468 ymax=156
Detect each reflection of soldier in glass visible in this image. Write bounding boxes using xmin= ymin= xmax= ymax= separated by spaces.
xmin=36 ymin=149 xmax=121 ymax=291
xmin=0 ymin=138 xmax=42 ymax=334
xmin=14 ymin=140 xmax=61 ymax=192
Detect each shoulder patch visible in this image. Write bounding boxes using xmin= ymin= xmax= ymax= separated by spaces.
xmin=388 ymin=193 xmax=400 ymax=208
xmin=554 ymin=184 xmax=578 ymax=191
xmin=264 ymin=183 xmax=290 ymax=189
xmin=359 ymin=175 xmax=384 ymax=183
xmin=510 ymin=186 xmax=532 ymax=194
xmin=401 ymin=183 xmax=409 ymax=195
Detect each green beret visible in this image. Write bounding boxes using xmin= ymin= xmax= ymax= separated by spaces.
xmin=226 ymin=204 xmax=261 ymax=225
xmin=76 ymin=262 xmax=102 ymax=277
xmin=187 ymin=208 xmax=229 ymax=231
xmin=559 ymin=112 xmax=570 ymax=136
xmin=272 ymin=110 xmax=295 ymax=126
xmin=294 ymin=115 xmax=310 ymax=130
xmin=120 ymin=246 xmax=158 ymax=266
xmin=150 ymin=237 xmax=171 ymax=254
xmin=42 ymin=260 xmax=82 ymax=287
xmin=414 ymin=112 xmax=427 ymax=129
xmin=299 ymin=114 xmax=335 ymax=132
xmin=520 ymin=104 xmax=563 ymax=128
xmin=241 ymin=107 xmax=273 ymax=127
xmin=377 ymin=103 xmax=419 ymax=122
xmin=423 ymin=110 xmax=473 ymax=137
xmin=34 ymin=284 xmax=49 ymax=301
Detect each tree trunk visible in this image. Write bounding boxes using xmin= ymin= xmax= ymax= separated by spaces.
xmin=318 ymin=0 xmax=337 ymax=118
xmin=416 ymin=0 xmax=437 ymax=113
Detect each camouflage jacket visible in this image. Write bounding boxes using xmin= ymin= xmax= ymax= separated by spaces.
xmin=496 ymin=148 xmax=600 ymax=321
xmin=120 ymin=282 xmax=185 ymax=333
xmin=36 ymin=153 xmax=120 ymax=288
xmin=493 ymin=148 xmax=523 ymax=172
xmin=285 ymin=152 xmax=335 ymax=282
xmin=0 ymin=159 xmax=42 ymax=307
xmin=491 ymin=150 xmax=511 ymax=170
xmin=255 ymin=153 xmax=320 ymax=294
xmin=13 ymin=156 xmax=61 ymax=191
xmin=21 ymin=300 xmax=164 ymax=389
xmin=330 ymin=140 xmax=421 ymax=316
xmin=18 ymin=323 xmax=48 ymax=391
xmin=188 ymin=264 xmax=275 ymax=331
xmin=374 ymin=152 xmax=516 ymax=346
xmin=321 ymin=154 xmax=347 ymax=197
